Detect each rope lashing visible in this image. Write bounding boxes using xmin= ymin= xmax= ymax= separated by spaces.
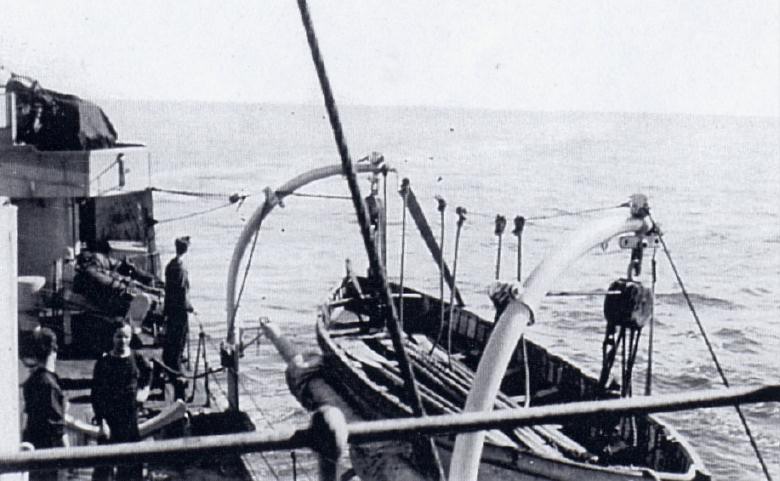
xmin=398 ymin=179 xmax=410 ymax=329
xmin=430 ymin=195 xmax=447 ymax=356
xmin=512 ymin=216 xmax=526 ymax=282
xmin=494 ymin=214 xmax=507 ymax=280
xmin=447 ymin=206 xmax=467 ymax=368
xmin=654 ymin=219 xmax=773 ymax=481
xmin=295 ymin=1 xmax=443 ymax=478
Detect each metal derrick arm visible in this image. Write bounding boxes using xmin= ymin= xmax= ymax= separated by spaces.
xmin=1 ymin=384 xmax=777 ymax=474
xmin=402 ymin=183 xmax=464 ymax=307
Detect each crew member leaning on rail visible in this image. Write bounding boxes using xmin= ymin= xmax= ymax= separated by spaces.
xmin=22 ymin=327 xmax=68 ymax=481
xmin=91 ymin=323 xmax=151 ymax=481
xmin=162 ymin=236 xmax=195 ymax=400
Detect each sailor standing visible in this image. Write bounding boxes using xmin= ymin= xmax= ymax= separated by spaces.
xmin=162 ymin=236 xmax=194 ymax=400
xmin=22 ymin=327 xmax=68 ymax=481
xmin=91 ymin=323 xmax=151 ymax=481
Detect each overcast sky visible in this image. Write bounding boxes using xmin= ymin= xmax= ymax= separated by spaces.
xmin=1 ymin=0 xmax=778 ymax=116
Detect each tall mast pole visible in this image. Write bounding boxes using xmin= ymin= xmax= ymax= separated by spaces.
xmin=295 ymin=2 xmax=444 ymax=478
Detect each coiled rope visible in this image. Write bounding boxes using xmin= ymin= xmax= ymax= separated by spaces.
xmin=654 ymin=220 xmax=772 ymax=481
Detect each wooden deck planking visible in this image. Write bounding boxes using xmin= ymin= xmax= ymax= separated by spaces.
xmin=203 ymin=332 xmax=326 ymax=481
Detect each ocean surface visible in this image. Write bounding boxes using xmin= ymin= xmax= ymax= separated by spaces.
xmin=104 ymin=99 xmax=779 ymax=480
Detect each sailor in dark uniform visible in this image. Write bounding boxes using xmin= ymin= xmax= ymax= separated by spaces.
xmin=22 ymin=327 xmax=67 ymax=481
xmin=162 ymin=236 xmax=194 ymax=400
xmin=91 ymin=323 xmax=151 ymax=481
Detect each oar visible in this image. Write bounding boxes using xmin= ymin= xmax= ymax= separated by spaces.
xmin=3 ymin=384 xmax=777 ymax=474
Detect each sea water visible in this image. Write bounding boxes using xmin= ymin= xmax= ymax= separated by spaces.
xmin=105 ymin=100 xmax=779 ymax=480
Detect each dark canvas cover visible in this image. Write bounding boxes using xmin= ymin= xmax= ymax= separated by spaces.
xmin=7 ymin=74 xmax=118 ymax=150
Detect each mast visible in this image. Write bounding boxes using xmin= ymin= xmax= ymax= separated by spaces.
xmin=294 ymin=1 xmax=444 ymax=478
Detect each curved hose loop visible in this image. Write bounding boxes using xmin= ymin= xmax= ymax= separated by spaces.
xmin=225 ymin=163 xmax=386 ymax=345
xmin=449 ymin=207 xmax=652 ymax=481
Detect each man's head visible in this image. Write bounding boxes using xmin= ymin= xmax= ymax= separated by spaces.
xmin=112 ymin=323 xmax=133 ymax=353
xmin=175 ymin=236 xmax=190 ymax=256
xmin=31 ymin=327 xmax=58 ymax=362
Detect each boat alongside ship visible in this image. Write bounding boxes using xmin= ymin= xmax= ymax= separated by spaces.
xmin=1 ymin=2 xmax=777 ymax=480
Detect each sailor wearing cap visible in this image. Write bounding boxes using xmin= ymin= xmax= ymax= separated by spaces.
xmin=162 ymin=236 xmax=194 ymax=400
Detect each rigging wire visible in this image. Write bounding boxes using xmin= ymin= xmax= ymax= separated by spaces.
xmin=469 ymin=203 xmax=626 ymax=222
xmin=284 ymin=191 xmax=351 ymax=200
xmin=151 ymin=187 xmax=248 ymax=201
xmin=155 ymin=201 xmax=236 ymax=224
xmin=229 ymin=227 xmax=262 ymax=333
xmin=654 ymin=222 xmax=773 ymax=481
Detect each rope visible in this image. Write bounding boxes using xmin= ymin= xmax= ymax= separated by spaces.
xmin=151 ymin=187 xmax=248 ymax=201
xmin=283 ymin=191 xmax=351 ymax=200
xmin=524 ymin=203 xmax=628 ymax=221
xmin=155 ymin=201 xmax=235 ymax=224
xmin=469 ymin=203 xmax=626 ymax=222
xmin=656 ymin=226 xmax=773 ymax=480
xmin=229 ymin=226 xmax=262 ymax=332
xmin=153 ymin=358 xmax=224 ymax=380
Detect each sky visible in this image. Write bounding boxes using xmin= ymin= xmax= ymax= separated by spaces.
xmin=1 ymin=0 xmax=778 ymax=116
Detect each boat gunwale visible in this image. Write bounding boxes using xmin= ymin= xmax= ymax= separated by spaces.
xmin=316 ymin=279 xmax=709 ymax=481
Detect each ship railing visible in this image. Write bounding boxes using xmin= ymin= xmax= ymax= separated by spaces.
xmin=1 ymin=384 xmax=777 ymax=480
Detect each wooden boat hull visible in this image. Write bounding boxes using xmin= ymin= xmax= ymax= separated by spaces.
xmin=316 ymin=278 xmax=709 ymax=481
